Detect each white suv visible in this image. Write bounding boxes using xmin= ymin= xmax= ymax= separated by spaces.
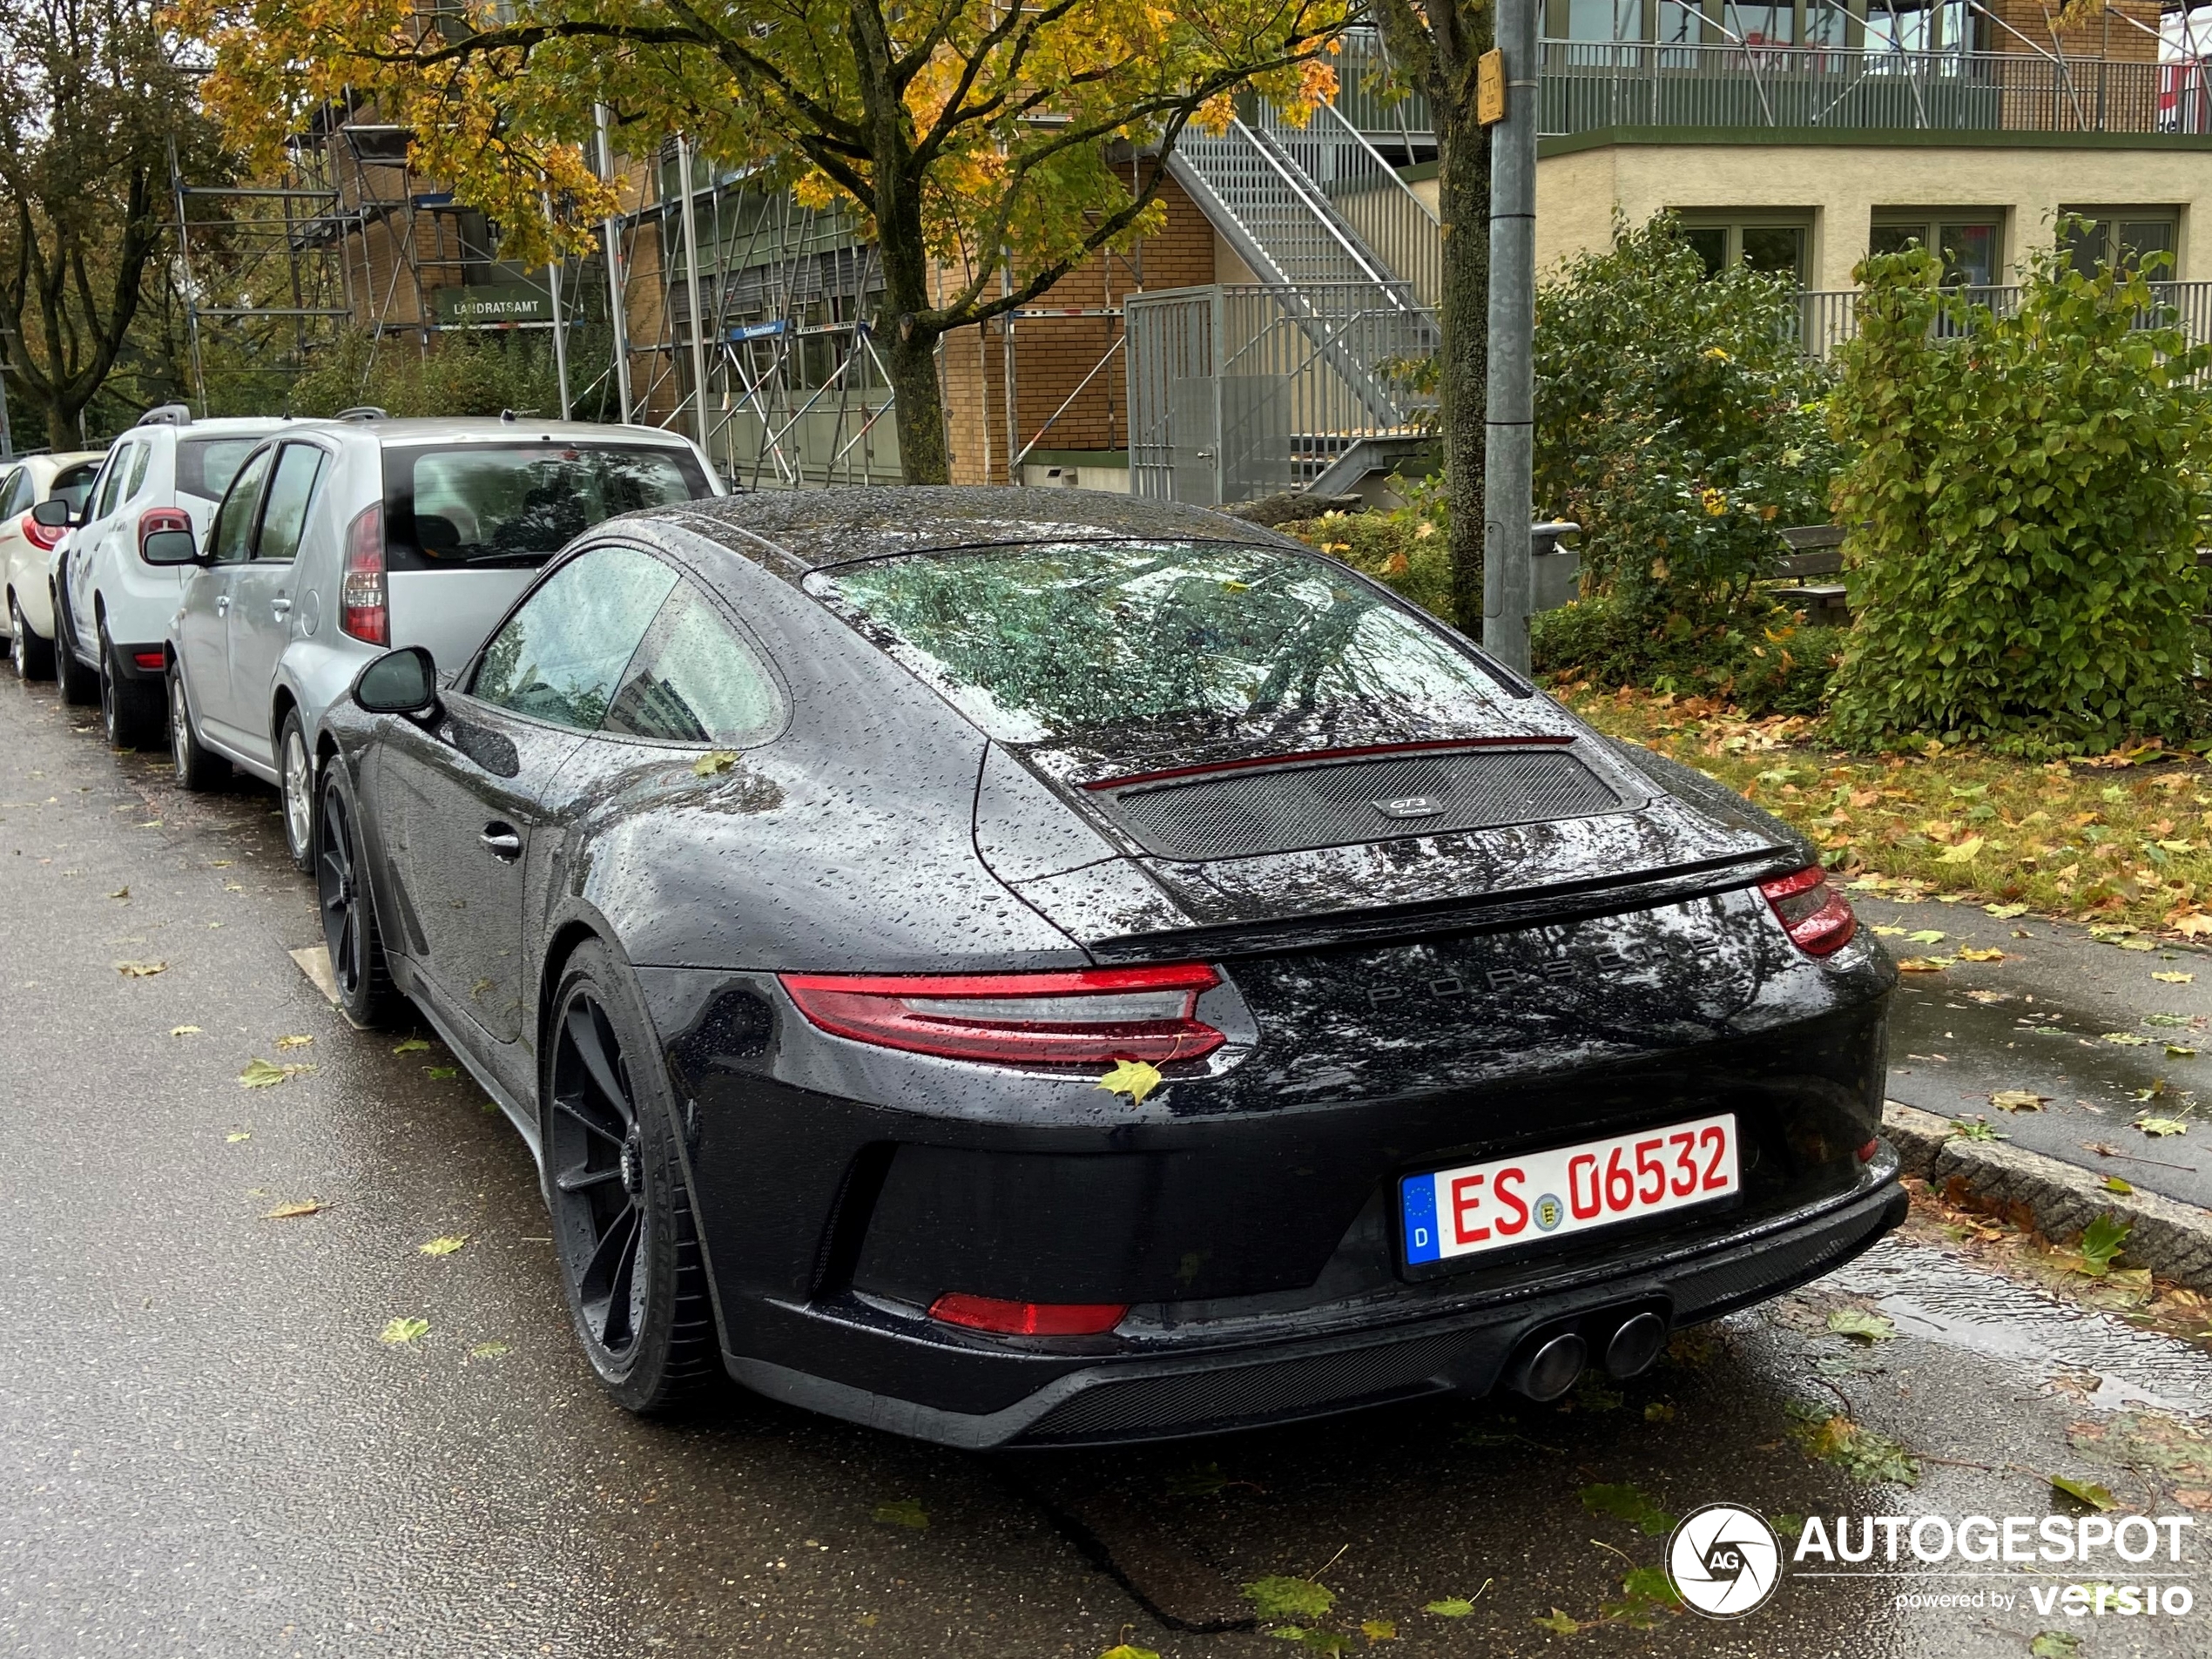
xmin=166 ymin=414 xmax=723 ymax=870
xmin=44 ymin=407 xmax=287 ymax=745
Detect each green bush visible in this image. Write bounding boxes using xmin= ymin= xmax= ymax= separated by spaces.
xmin=1281 ymin=474 xmax=1453 ymax=619
xmin=1534 ymin=214 xmax=1841 ymax=624
xmin=1825 ymin=239 xmax=2212 ymax=756
xmin=287 ymin=327 xmax=583 ymax=420
xmin=1533 ymin=595 xmax=1842 ymax=717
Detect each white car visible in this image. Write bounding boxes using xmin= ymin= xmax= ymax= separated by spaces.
xmin=165 ymin=413 xmax=725 ymax=871
xmin=0 ymin=450 xmax=105 ymax=680
xmin=43 ymin=406 xmax=287 ymax=745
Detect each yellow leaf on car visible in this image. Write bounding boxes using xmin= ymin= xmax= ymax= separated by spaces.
xmin=1096 ymin=1058 xmax=1164 ymax=1106
xmin=692 ymin=750 xmax=738 ymax=777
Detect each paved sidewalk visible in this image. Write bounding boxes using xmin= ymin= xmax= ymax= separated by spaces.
xmin=1865 ymin=894 xmax=2212 ymax=1212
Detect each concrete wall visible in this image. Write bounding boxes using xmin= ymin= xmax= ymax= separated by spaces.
xmin=1533 ymin=139 xmax=2209 ymax=287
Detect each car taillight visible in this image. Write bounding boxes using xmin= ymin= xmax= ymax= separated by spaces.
xmin=927 ymin=1294 xmax=1130 ymax=1336
xmin=340 ymin=503 xmax=388 ymax=644
xmin=1758 ymin=867 xmax=1858 ymax=957
xmin=23 ymin=509 xmax=64 ymax=552
xmin=777 ymin=963 xmax=1224 ymax=1064
xmin=136 ymin=507 xmax=192 ymax=562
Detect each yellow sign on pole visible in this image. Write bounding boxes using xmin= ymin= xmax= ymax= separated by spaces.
xmin=1477 ymin=49 xmax=1507 ymax=127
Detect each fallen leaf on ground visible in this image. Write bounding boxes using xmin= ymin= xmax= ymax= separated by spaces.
xmin=1906 ymin=929 xmax=1946 ymax=944
xmin=873 ymin=1498 xmax=928 ymax=1530
xmin=2050 ymin=1474 xmax=2118 ymax=1511
xmin=1986 ymin=903 xmax=2028 ymax=918
xmin=2103 ymin=1175 xmax=2134 ymax=1195
xmin=1532 ymin=1610 xmax=1582 ymax=1635
xmin=1423 ymin=1599 xmax=1476 ymax=1618
xmin=225 ymin=1130 xmax=251 ymax=1143
xmin=1872 ymin=925 xmax=1908 ymax=937
xmin=1895 ymin=958 xmax=1947 ymax=973
xmin=169 ymin=1024 xmax=200 ymax=1036
xmin=2102 ymin=1032 xmax=2151 ymax=1046
xmin=275 ymin=1034 xmax=314 ymax=1049
xmin=468 ymin=1340 xmax=509 ymax=1359
xmin=418 ymin=1235 xmax=468 ymax=1257
xmin=1827 ymin=1307 xmax=1896 ymax=1342
xmin=2135 ymin=1116 xmax=2190 ymax=1136
xmin=107 ymin=887 xmax=127 ymax=900
xmin=2118 ymin=937 xmax=2158 ymax=952
xmin=263 ymin=1199 xmax=323 ymax=1219
xmin=392 ymin=1037 xmax=431 ymax=1054
xmin=1936 ymin=837 xmax=1985 ymax=864
xmin=1957 ymin=947 xmax=2006 ymax=962
xmin=1359 ymin=1620 xmax=1397 ymax=1642
xmin=2177 ymin=915 xmax=2212 ymax=939
xmin=2168 ymin=1046 xmax=2199 ymax=1058
xmin=1100 ymin=1647 xmax=1162 ymax=1659
xmin=378 ymin=1317 xmax=429 ymax=1345
xmin=1992 ymin=1090 xmax=2050 ymax=1112
xmin=1580 ymin=1482 xmax=1676 ymax=1535
xmin=2155 ymin=972 xmax=2196 ymax=983
xmin=2031 ymin=1632 xmax=2083 ymax=1658
xmin=427 ymin=1065 xmax=459 ymax=1080
xmin=1096 ymin=1058 xmax=1164 ymax=1106
xmin=114 ymin=961 xmax=165 ymax=977
xmin=238 ymin=1058 xmax=287 ymax=1088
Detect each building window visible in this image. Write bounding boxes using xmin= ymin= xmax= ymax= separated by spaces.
xmin=1868 ymin=212 xmax=2004 ymax=286
xmin=1560 ymin=0 xmax=1643 ymax=39
xmin=2061 ymin=209 xmax=2182 ymax=279
xmin=1676 ymin=212 xmax=1813 ymax=283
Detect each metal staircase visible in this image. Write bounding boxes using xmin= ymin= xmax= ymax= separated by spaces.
xmin=1157 ymin=101 xmax=1444 ymax=497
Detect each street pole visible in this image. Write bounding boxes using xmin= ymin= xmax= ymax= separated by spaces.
xmin=1481 ymin=0 xmax=1540 ymax=677
xmin=0 ymin=331 xmax=15 ymax=461
xmin=596 ymin=104 xmax=634 ymax=424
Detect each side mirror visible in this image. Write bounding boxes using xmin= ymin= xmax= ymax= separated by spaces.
xmin=30 ymin=499 xmax=73 ymax=529
xmin=353 ymin=646 xmax=440 ymax=717
xmin=141 ymin=529 xmax=200 ymax=566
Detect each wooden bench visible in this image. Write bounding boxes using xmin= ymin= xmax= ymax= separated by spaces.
xmin=1767 ymin=525 xmax=1849 ymax=626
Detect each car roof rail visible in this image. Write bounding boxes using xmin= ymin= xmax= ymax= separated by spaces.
xmin=136 ymin=403 xmax=194 ymax=428
xmin=334 ymin=406 xmax=389 ymax=422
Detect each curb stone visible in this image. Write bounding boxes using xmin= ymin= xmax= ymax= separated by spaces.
xmin=1883 ymin=1100 xmax=2212 ymax=1294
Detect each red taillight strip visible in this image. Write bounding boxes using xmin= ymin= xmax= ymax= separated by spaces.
xmin=1080 ymin=735 xmax=1576 ymax=792
xmin=1757 ymin=866 xmax=1858 ymax=957
xmin=779 ymin=963 xmax=1218 ymax=999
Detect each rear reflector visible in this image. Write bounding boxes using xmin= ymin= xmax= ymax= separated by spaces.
xmin=340 ymin=503 xmax=388 ymax=645
xmin=1758 ymin=867 xmax=1858 ymax=957
xmin=928 ymin=1293 xmax=1129 ymax=1336
xmin=778 ymin=963 xmax=1224 ymax=1064
xmin=132 ymin=651 xmax=164 ymax=671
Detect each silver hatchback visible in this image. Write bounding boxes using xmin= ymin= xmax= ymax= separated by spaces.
xmin=164 ymin=414 xmax=724 ymax=869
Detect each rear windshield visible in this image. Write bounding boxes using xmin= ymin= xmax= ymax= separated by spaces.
xmin=177 ymin=436 xmax=265 ymax=502
xmin=382 ymin=442 xmax=711 ymax=571
xmin=49 ymin=460 xmax=103 ymax=516
xmin=812 ymin=541 xmax=1508 ymax=745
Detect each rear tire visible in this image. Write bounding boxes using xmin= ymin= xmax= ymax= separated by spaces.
xmin=51 ymin=590 xmax=96 ymax=705
xmin=168 ymin=664 xmax=230 ymax=791
xmin=10 ymin=596 xmax=52 ymax=681
xmin=279 ymin=711 xmax=316 ymax=874
xmin=98 ymin=620 xmax=163 ymax=749
xmin=544 ymin=939 xmax=722 ymax=1416
xmin=316 ymin=762 xmax=398 ymax=1028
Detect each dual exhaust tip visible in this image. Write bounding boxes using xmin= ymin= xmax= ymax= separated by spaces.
xmin=1506 ymin=1309 xmax=1669 ymax=1402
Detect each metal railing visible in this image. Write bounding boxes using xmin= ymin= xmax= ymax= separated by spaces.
xmin=1789 ymin=280 xmax=2212 ymax=360
xmin=1541 ymin=41 xmax=2212 ymax=137
xmin=1332 ymin=26 xmax=1434 ymax=144
xmin=1251 ymin=98 xmax=1442 ymax=306
xmin=1127 ymin=281 xmax=1438 ymax=504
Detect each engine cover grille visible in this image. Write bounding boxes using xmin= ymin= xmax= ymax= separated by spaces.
xmin=1097 ymin=748 xmax=1627 ymax=861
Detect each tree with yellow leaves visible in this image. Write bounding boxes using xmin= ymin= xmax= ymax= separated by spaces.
xmin=180 ymin=0 xmax=1347 ymax=482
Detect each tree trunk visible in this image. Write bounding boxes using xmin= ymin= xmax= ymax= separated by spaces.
xmin=885 ymin=321 xmax=951 ymax=484
xmin=1435 ymin=99 xmax=1490 ymax=637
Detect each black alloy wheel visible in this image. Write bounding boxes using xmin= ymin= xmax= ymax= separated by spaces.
xmin=51 ymin=590 xmax=96 ymax=705
xmin=10 ymin=596 xmax=51 ymax=681
xmin=98 ymin=621 xmax=162 ymax=748
xmin=169 ymin=664 xmax=229 ymax=791
xmin=316 ymin=764 xmax=396 ymax=1026
xmin=545 ymin=941 xmax=719 ymax=1414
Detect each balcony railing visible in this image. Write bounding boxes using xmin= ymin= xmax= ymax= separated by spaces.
xmin=1790 ymin=280 xmax=2212 ymax=360
xmin=1541 ymin=41 xmax=2212 ymax=138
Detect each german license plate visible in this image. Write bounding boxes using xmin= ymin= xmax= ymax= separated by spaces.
xmin=1401 ymin=1113 xmax=1738 ymax=1264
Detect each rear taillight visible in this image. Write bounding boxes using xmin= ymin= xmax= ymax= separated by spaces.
xmin=928 ymin=1294 xmax=1129 ymax=1336
xmin=136 ymin=507 xmax=192 ymax=562
xmin=23 ymin=509 xmax=64 ymax=552
xmin=778 ymin=963 xmax=1224 ymax=1064
xmin=340 ymin=503 xmax=388 ymax=644
xmin=1758 ymin=867 xmax=1858 ymax=957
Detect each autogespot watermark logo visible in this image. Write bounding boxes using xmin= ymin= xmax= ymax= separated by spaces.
xmin=1667 ymin=1504 xmax=1784 ymax=1618
xmin=1664 ymin=1505 xmax=2202 ymax=1622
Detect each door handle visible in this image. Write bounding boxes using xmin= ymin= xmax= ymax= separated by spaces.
xmin=479 ymin=824 xmax=523 ymax=861
xmin=271 ymin=597 xmax=292 ymax=617
xmin=214 ymin=595 xmax=230 ymax=616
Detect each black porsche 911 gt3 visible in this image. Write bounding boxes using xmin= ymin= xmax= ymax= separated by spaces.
xmin=314 ymin=488 xmax=1902 ymax=1447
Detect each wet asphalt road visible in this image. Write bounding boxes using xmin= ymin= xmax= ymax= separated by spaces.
xmin=3 ymin=673 xmax=2211 ymax=1657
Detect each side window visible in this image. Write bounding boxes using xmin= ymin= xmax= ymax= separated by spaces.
xmin=0 ymin=469 xmax=26 ymax=518
xmin=469 ymin=545 xmax=679 ymax=732
xmin=207 ymin=446 xmax=275 ymax=566
xmin=91 ymin=449 xmax=131 ymax=522
xmin=604 ymin=581 xmax=779 ymax=745
xmin=253 ymin=444 xmax=327 ymax=563
xmin=123 ymin=442 xmax=154 ymax=502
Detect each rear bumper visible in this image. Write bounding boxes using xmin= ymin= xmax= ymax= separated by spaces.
xmin=720 ymin=1151 xmax=1905 ymax=1448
